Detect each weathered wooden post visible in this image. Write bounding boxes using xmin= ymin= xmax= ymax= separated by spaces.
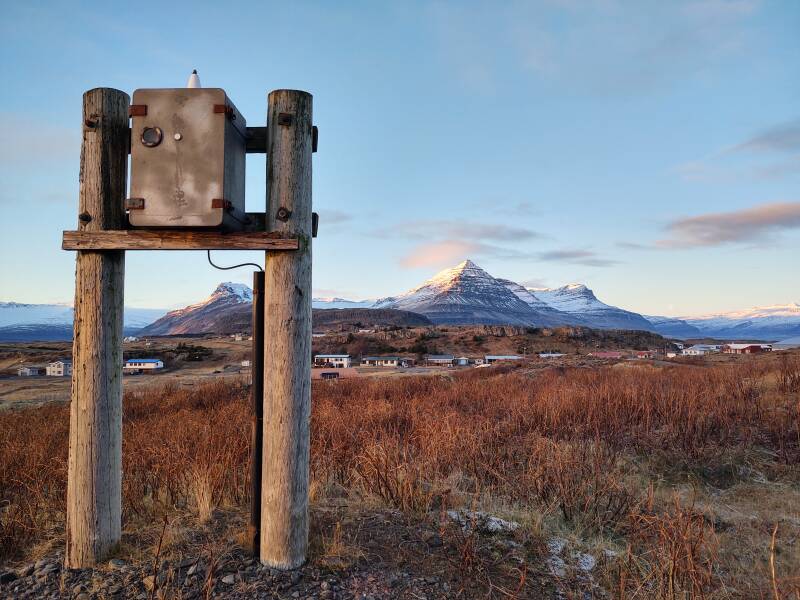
xmin=66 ymin=88 xmax=129 ymax=568
xmin=261 ymin=90 xmax=313 ymax=568
xmin=249 ymin=270 xmax=265 ymax=555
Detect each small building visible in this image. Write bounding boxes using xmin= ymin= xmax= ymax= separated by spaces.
xmin=484 ymin=355 xmax=522 ymax=364
xmin=17 ymin=365 xmax=45 ymax=377
xmin=46 ymin=360 xmax=73 ymax=377
xmin=123 ymin=336 xmax=139 ymax=343
xmin=454 ymin=356 xmax=470 ymax=366
xmin=312 ymin=332 xmax=326 ymax=338
xmin=314 ymin=354 xmax=351 ymax=368
xmin=473 ymin=358 xmax=485 ymax=365
xmin=321 ymin=371 xmax=340 ymax=380
xmin=539 ymin=352 xmax=565 ymax=358
xmin=241 ymin=360 xmax=251 ymax=368
xmin=683 ymin=344 xmax=719 ymax=356
xmin=723 ymin=343 xmax=772 ymax=354
xmin=636 ymin=350 xmax=656 ymax=359
xmin=424 ymin=354 xmax=455 ymax=366
xmin=589 ymin=351 xmax=625 ymax=359
xmin=124 ymin=358 xmax=164 ymax=373
xmin=361 ymin=356 xmax=413 ymax=368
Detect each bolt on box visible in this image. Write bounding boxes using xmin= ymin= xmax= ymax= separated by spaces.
xmin=128 ymin=88 xmax=247 ymax=230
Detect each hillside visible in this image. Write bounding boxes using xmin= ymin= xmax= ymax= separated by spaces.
xmin=312 ymin=324 xmax=676 ymax=358
xmin=139 ymin=283 xmax=434 ymax=335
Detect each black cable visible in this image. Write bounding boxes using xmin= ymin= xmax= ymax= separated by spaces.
xmin=206 ymin=250 xmax=263 ymax=272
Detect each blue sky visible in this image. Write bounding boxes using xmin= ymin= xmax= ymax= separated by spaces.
xmin=1 ymin=0 xmax=798 ymax=316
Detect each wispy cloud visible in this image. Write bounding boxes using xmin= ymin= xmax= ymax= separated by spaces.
xmin=537 ymin=249 xmax=619 ymax=267
xmin=390 ymin=218 xmax=540 ymax=268
xmin=729 ymin=118 xmax=800 ymax=154
xmin=400 ymin=240 xmax=491 ymax=269
xmin=677 ymin=117 xmax=800 ymax=182
xmin=388 ymin=219 xmax=540 ymax=242
xmin=320 ymin=210 xmax=353 ymax=225
xmin=400 ymin=239 xmax=537 ymax=269
xmin=656 ymin=201 xmax=800 ymax=248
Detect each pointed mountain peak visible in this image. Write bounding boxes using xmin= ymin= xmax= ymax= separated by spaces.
xmin=211 ymin=282 xmax=252 ymax=302
xmin=423 ymin=259 xmax=492 ymax=289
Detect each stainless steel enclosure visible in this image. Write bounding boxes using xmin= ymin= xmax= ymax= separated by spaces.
xmin=128 ymin=88 xmax=246 ymax=229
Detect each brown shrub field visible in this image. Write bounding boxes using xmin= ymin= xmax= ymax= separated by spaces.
xmin=1 ymin=355 xmax=799 ymax=597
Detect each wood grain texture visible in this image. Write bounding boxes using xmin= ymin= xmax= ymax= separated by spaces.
xmin=261 ymin=90 xmax=313 ymax=569
xmin=249 ymin=271 xmax=265 ymax=556
xmin=66 ymin=88 xmax=129 ymax=568
xmin=62 ymin=230 xmax=299 ymax=251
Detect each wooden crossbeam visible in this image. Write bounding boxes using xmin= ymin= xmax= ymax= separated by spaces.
xmin=62 ymin=230 xmax=300 ymax=251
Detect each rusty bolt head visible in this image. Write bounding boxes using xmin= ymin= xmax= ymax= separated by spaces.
xmin=275 ymin=207 xmax=292 ymax=222
xmin=84 ymin=118 xmax=98 ymax=129
xmin=78 ymin=212 xmax=92 ymax=223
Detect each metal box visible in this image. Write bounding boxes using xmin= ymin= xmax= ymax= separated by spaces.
xmin=128 ymin=88 xmax=247 ymax=229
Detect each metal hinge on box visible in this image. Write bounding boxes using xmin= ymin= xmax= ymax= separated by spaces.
xmin=213 ymin=104 xmax=235 ymax=120
xmin=125 ymin=198 xmax=145 ymax=210
xmin=211 ymin=198 xmax=232 ymax=211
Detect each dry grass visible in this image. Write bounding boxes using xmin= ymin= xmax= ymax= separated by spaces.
xmin=1 ymin=355 xmax=799 ymax=597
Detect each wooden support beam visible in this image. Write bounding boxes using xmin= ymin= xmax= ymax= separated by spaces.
xmin=246 ymin=126 xmax=267 ymax=153
xmin=62 ymin=230 xmax=299 ymax=251
xmin=261 ymin=89 xmax=313 ymax=569
xmin=66 ymin=88 xmax=129 ymax=568
xmin=249 ymin=270 xmax=265 ymax=556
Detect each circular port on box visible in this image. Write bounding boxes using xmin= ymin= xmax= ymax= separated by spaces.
xmin=141 ymin=127 xmax=163 ymax=147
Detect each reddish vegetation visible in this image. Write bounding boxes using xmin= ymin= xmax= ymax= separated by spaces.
xmin=1 ymin=356 xmax=798 ymax=597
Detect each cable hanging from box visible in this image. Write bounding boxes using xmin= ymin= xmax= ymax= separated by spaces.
xmin=207 ymin=250 xmax=263 ymax=272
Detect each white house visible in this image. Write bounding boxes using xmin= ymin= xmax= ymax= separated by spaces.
xmin=683 ymin=344 xmax=719 ymax=356
xmin=485 ymin=355 xmax=523 ymax=364
xmin=314 ymin=354 xmax=351 ymax=368
xmin=124 ymin=358 xmax=164 ymax=372
xmin=539 ymin=352 xmax=565 ymax=358
xmin=46 ymin=360 xmax=72 ymax=377
xmin=361 ymin=356 xmax=412 ymax=368
xmin=454 ymin=356 xmax=470 ymax=366
xmin=18 ymin=365 xmax=45 ymax=376
xmin=424 ymin=354 xmax=454 ymax=366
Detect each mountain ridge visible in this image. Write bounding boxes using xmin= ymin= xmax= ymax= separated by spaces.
xmin=3 ymin=263 xmax=797 ymax=341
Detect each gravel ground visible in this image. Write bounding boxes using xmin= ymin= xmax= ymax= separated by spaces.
xmin=0 ymin=507 xmax=562 ymax=599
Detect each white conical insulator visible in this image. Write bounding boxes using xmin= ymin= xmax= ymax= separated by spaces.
xmin=187 ymin=69 xmax=201 ymax=88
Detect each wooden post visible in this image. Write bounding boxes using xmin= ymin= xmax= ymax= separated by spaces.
xmin=249 ymin=270 xmax=265 ymax=555
xmin=66 ymin=88 xmax=129 ymax=567
xmin=261 ymin=89 xmax=313 ymax=569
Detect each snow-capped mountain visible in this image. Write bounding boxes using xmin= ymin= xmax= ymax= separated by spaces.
xmin=0 ymin=301 xmax=166 ymax=341
xmin=312 ymin=297 xmax=376 ymax=309
xmin=530 ymin=284 xmax=655 ymax=331
xmin=138 ymin=282 xmax=432 ymax=336
xmin=139 ymin=282 xmax=253 ymax=336
xmin=373 ymin=260 xmax=564 ymax=326
xmin=497 ymin=279 xmax=577 ymax=325
xmin=642 ymin=315 xmax=702 ymax=339
xmin=681 ymin=304 xmax=800 ymax=340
